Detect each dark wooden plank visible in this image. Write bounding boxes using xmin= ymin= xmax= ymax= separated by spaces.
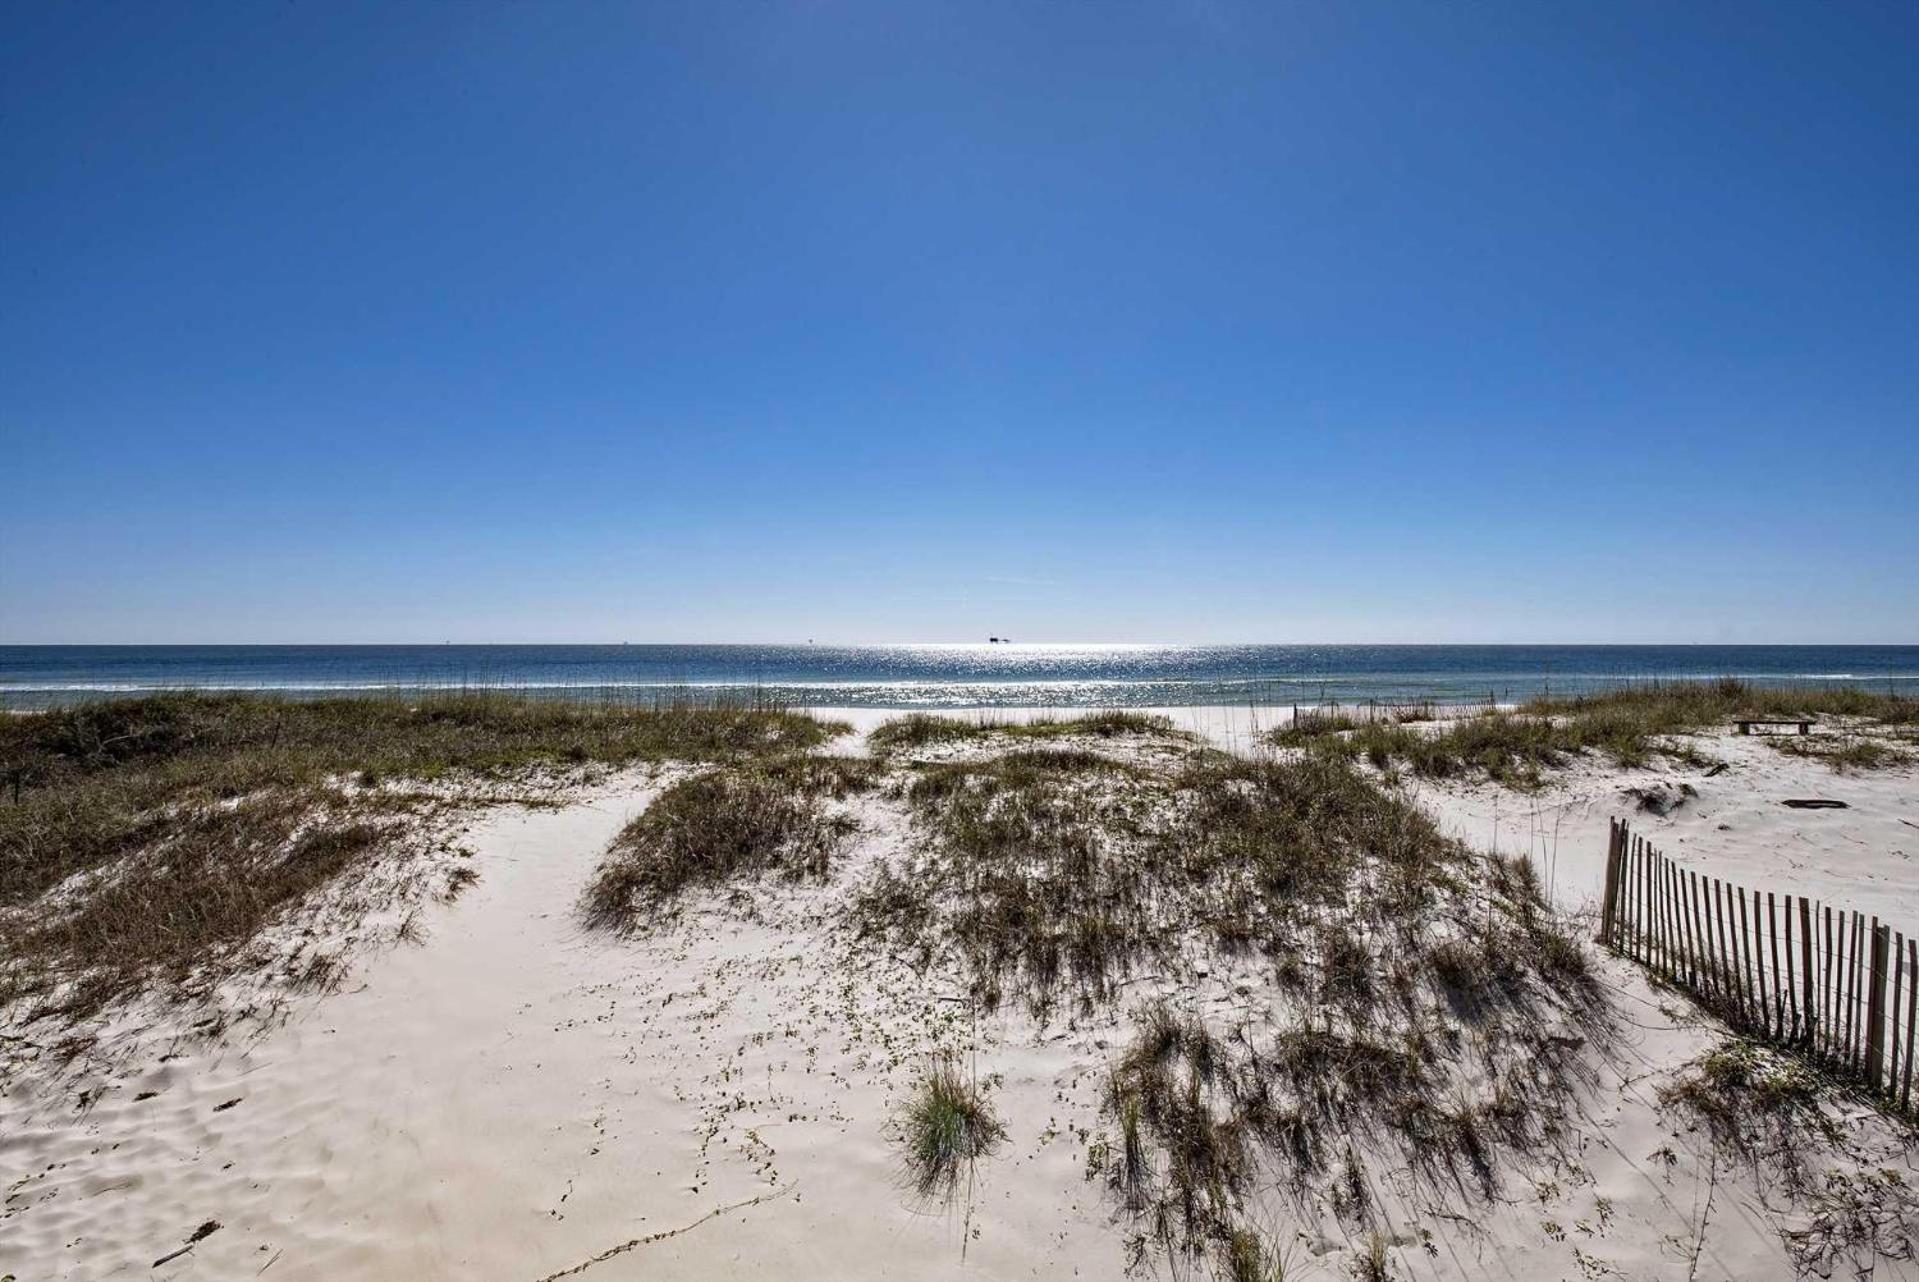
xmin=1738 ymin=886 xmax=1759 ymax=1032
xmin=1711 ymin=875 xmax=1742 ymax=1005
xmin=1599 ymin=819 xmax=1620 ymax=946
xmin=1625 ymin=827 xmax=1637 ymax=954
xmin=1638 ymin=831 xmax=1651 ymax=965
xmin=1784 ymin=895 xmax=1799 ymax=1042
xmin=1849 ymin=909 xmax=1865 ymax=1074
xmin=1823 ymin=905 xmax=1836 ymax=1060
xmin=1800 ymin=898 xmax=1815 ymax=1050
xmin=1838 ymin=909 xmax=1853 ymax=1066
xmin=1713 ymin=879 xmax=1737 ymax=1019
xmin=1889 ymin=931 xmax=1904 ymax=1102
xmin=1838 ymin=911 xmax=1850 ymax=1067
xmin=1868 ymin=922 xmax=1889 ymax=1091
xmin=1627 ymin=836 xmax=1642 ymax=955
xmin=1904 ymin=937 xmax=1918 ymax=1112
xmin=1650 ymin=855 xmax=1665 ymax=974
xmin=1642 ymin=840 xmax=1658 ymax=971
xmin=1852 ymin=912 xmax=1868 ymax=1071
xmin=1635 ymin=836 xmax=1649 ymax=965
xmin=1688 ymin=867 xmax=1704 ymax=990
xmin=1672 ymin=859 xmax=1691 ymax=985
xmin=1768 ymin=891 xmax=1785 ymax=1039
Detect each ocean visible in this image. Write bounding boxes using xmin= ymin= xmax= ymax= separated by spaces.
xmin=2 ymin=644 xmax=1915 ymax=710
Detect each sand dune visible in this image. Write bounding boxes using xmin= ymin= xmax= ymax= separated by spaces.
xmin=5 ymin=713 xmax=1916 ymax=1281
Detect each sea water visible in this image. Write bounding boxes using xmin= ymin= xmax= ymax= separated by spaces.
xmin=3 ymin=643 xmax=1915 ymax=710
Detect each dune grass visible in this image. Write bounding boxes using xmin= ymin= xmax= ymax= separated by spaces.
xmin=1527 ymin=679 xmax=1919 ymax=726
xmin=899 ymin=1056 xmax=1006 ymax=1202
xmin=1658 ymin=1038 xmax=1918 ymax=1276
xmin=848 ymin=731 xmax=1602 ymax=1273
xmin=1273 ymin=680 xmax=1918 ymax=786
xmin=1769 ymin=735 xmax=1914 ymax=772
xmin=0 ymin=692 xmax=841 ymax=905
xmin=580 ymin=758 xmax=874 ymax=931
xmin=0 ymin=692 xmax=844 ymax=1034
xmin=868 ymin=710 xmax=1186 ymax=752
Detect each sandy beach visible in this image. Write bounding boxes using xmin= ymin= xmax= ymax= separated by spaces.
xmin=12 ymin=0 xmax=1917 ymax=1273
xmin=5 ymin=702 xmax=1916 ymax=1282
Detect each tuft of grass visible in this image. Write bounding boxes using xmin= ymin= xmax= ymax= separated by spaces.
xmin=581 ymin=762 xmax=866 ymax=930
xmin=1353 ymin=1233 xmax=1392 ymax=1281
xmin=900 ymin=1056 xmax=1006 ymax=1201
xmin=869 ymin=710 xmax=1186 ymax=752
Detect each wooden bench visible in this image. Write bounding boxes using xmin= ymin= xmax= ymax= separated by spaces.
xmin=1734 ymin=718 xmax=1812 ymax=736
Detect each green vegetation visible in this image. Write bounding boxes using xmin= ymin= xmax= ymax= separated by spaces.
xmin=898 ymin=1056 xmax=1006 ymax=1201
xmin=844 ymin=733 xmax=1601 ymax=1275
xmin=1271 ymin=680 xmax=1918 ymax=786
xmin=0 ymin=692 xmax=843 ymax=1034
xmin=1264 ymin=702 xmax=1437 ymax=748
xmin=868 ymin=709 xmax=1187 ymax=752
xmin=1770 ymin=735 xmax=1914 ymax=772
xmin=1659 ymin=1039 xmax=1918 ymax=1277
xmin=580 ymin=758 xmax=873 ymax=931
xmin=854 ymin=746 xmax=1584 ymax=1017
xmin=1659 ymin=1039 xmax=1836 ymax=1164
xmin=1529 ymin=679 xmax=1919 ymax=726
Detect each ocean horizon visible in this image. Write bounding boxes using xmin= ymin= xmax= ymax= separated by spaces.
xmin=4 ymin=643 xmax=1916 ymax=711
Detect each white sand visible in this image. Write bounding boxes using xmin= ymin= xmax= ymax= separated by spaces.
xmin=5 ymin=711 xmax=1917 ymax=1281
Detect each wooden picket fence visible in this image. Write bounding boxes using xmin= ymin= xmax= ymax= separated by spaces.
xmin=1598 ymin=818 xmax=1918 ymax=1113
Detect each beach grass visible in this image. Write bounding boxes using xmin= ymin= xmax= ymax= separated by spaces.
xmin=0 ymin=691 xmax=845 ymax=1034
xmin=1272 ymin=679 xmax=1918 ymax=785
xmin=838 ymin=732 xmax=1602 ymax=1271
xmin=574 ymin=713 xmax=1603 ymax=1268
xmin=580 ymin=759 xmax=873 ymax=931
xmin=868 ymin=710 xmax=1187 ymax=752
xmin=899 ymin=1056 xmax=1006 ymax=1201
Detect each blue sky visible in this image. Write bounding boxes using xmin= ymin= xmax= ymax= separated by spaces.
xmin=4 ymin=1 xmax=1915 ymax=643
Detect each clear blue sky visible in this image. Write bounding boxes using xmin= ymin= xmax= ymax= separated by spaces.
xmin=4 ymin=1 xmax=1915 ymax=643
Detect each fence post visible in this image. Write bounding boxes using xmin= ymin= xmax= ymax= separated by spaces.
xmin=1799 ymin=898 xmax=1816 ymax=1050
xmin=1867 ymin=922 xmax=1890 ymax=1089
xmin=1598 ymin=819 xmax=1621 ymax=946
xmin=1905 ymin=937 xmax=1918 ymax=1112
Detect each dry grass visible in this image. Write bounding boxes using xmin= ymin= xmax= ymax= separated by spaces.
xmin=1770 ymin=735 xmax=1914 ymax=772
xmin=580 ymin=758 xmax=873 ymax=931
xmin=1528 ymin=679 xmax=1919 ymax=726
xmin=1659 ymin=1039 xmax=1839 ymax=1184
xmin=855 ymin=746 xmax=1595 ymax=1019
xmin=0 ymin=692 xmax=842 ymax=906
xmin=0 ymin=692 xmax=844 ymax=1036
xmin=843 ymin=731 xmax=1605 ymax=1274
xmin=869 ymin=710 xmax=1188 ymax=753
xmin=1273 ymin=680 xmax=1917 ymax=786
xmin=1659 ymin=1039 xmax=1918 ymax=1276
xmin=1266 ymin=702 xmax=1438 ymax=748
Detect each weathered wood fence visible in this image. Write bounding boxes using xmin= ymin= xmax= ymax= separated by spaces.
xmin=1598 ymin=818 xmax=1917 ymax=1113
